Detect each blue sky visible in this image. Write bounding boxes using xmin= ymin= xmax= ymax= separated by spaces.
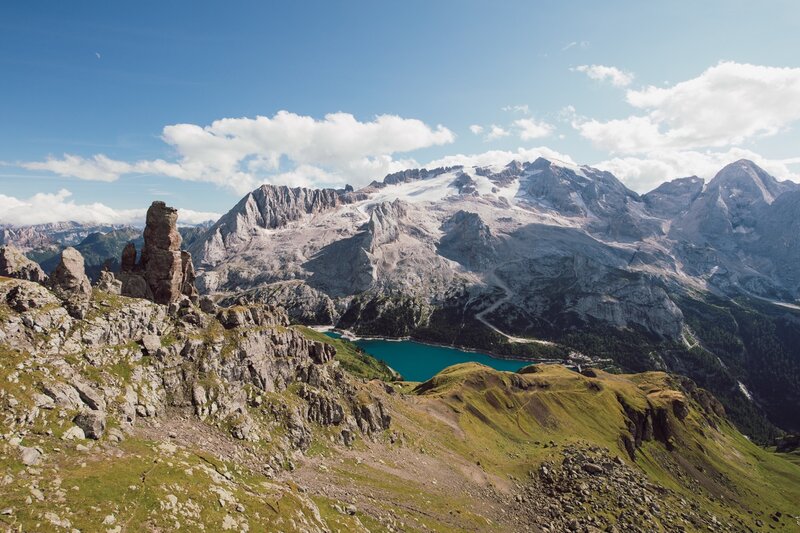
xmin=2 ymin=1 xmax=800 ymax=224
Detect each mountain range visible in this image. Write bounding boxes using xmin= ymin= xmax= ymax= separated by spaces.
xmin=9 ymin=159 xmax=800 ymax=439
xmin=2 ymin=162 xmax=800 ymax=531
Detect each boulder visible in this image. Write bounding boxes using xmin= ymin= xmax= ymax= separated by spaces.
xmin=94 ymin=270 xmax=122 ymax=294
xmin=199 ymin=295 xmax=217 ymax=314
xmin=582 ymin=462 xmax=605 ymax=475
xmin=48 ymin=247 xmax=92 ymax=318
xmin=0 ymin=245 xmax=47 ymax=283
xmin=20 ymin=446 xmax=42 ymax=466
xmin=73 ymin=410 xmax=107 ymax=440
xmin=61 ymin=426 xmax=86 ymax=441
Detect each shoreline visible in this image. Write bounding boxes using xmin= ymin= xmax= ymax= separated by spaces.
xmin=307 ymin=325 xmax=566 ymax=365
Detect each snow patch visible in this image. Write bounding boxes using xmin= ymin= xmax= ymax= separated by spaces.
xmin=363 ymin=171 xmax=460 ymax=206
xmin=737 ymin=381 xmax=753 ymax=401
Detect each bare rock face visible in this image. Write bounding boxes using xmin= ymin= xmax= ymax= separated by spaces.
xmin=119 ymin=201 xmax=197 ymax=304
xmin=48 ymin=247 xmax=92 ymax=318
xmin=191 ymin=184 xmax=343 ymax=268
xmin=437 ymin=210 xmax=498 ymax=271
xmin=120 ymin=241 xmax=137 ymax=271
xmin=0 ymin=244 xmax=47 ymax=283
xmin=141 ymin=202 xmax=184 ymax=304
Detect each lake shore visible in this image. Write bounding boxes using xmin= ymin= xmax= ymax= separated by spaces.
xmin=307 ymin=325 xmax=566 ymax=365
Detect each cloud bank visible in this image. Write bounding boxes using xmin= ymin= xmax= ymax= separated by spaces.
xmin=573 ymin=62 xmax=800 ymax=153
xmin=569 ymin=61 xmax=800 ymax=190
xmin=0 ymin=189 xmax=220 ymax=226
xmin=21 ymin=111 xmax=455 ymax=194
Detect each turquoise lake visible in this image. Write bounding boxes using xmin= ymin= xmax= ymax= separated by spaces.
xmin=324 ymin=332 xmax=530 ymax=382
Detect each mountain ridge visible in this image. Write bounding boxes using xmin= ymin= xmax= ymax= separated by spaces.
xmin=180 ymin=157 xmax=800 ymax=438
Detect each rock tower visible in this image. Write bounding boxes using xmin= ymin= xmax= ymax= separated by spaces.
xmin=119 ymin=201 xmax=198 ymax=304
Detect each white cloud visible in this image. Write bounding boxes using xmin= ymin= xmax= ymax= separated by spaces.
xmin=23 ymin=154 xmax=139 ymax=182
xmin=513 ymin=118 xmax=555 ymax=140
xmin=485 ymin=125 xmax=510 ymax=141
xmin=562 ymin=41 xmax=589 ymax=52
xmin=19 ymin=111 xmax=455 ymax=194
xmin=573 ymin=61 xmax=800 ymax=153
xmin=593 ymin=148 xmax=800 ymax=193
xmin=469 ymin=124 xmax=484 ymax=135
xmin=427 ymin=146 xmax=577 ymax=170
xmin=572 ymin=64 xmax=634 ymax=87
xmin=176 ymin=208 xmax=222 ymax=225
xmin=502 ymin=104 xmax=530 ymax=114
xmin=0 ymin=189 xmax=219 ymax=226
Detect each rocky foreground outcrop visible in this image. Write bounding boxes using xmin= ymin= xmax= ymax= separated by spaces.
xmin=0 ymin=244 xmax=47 ymax=283
xmin=119 ymin=201 xmax=198 ymax=304
xmin=1 ymin=277 xmax=798 ymax=531
xmin=0 ymin=276 xmax=389 ymax=450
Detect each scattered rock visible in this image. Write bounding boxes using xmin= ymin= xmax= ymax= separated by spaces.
xmin=73 ymin=410 xmax=107 ymax=440
xmin=20 ymin=446 xmax=41 ymax=466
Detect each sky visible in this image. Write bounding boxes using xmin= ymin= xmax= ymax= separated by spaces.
xmin=2 ymin=0 xmax=800 ymax=225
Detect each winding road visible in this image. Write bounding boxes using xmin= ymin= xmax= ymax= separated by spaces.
xmin=474 ymin=273 xmax=555 ymax=346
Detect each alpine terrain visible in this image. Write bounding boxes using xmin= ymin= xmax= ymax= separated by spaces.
xmin=3 ymin=162 xmax=798 ymax=531
xmin=184 ymin=158 xmax=800 ymax=442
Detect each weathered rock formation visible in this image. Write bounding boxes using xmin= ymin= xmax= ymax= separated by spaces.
xmin=48 ymin=247 xmax=92 ymax=318
xmin=191 ymin=185 xmax=345 ymax=268
xmin=0 ymin=244 xmax=47 ymax=283
xmin=94 ymin=269 xmax=122 ymax=294
xmin=119 ymin=201 xmax=198 ymax=304
xmin=0 ymin=276 xmax=391 ymax=452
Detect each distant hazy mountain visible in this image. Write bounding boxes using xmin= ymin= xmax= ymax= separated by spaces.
xmin=2 ymin=221 xmax=215 ymax=282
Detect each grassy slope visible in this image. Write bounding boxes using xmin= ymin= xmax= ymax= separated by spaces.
xmin=297 ymin=326 xmax=398 ymax=381
xmin=395 ymin=363 xmax=800 ymax=526
xmin=2 ymin=285 xmax=798 ymax=531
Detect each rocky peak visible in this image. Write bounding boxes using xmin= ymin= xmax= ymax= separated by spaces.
xmin=48 ymin=247 xmax=92 ymax=318
xmin=643 ymin=176 xmax=704 ymax=219
xmin=119 ymin=201 xmax=198 ymax=305
xmin=671 ymin=160 xmax=796 ymax=247
xmin=437 ymin=211 xmax=497 ymax=271
xmin=475 ymin=160 xmax=524 ymax=187
xmin=520 ymin=159 xmax=641 ymax=224
xmin=0 ymin=244 xmax=48 ymax=283
xmin=191 ymin=185 xmax=343 ymax=268
xmin=381 ymin=166 xmax=458 ymax=186
xmin=365 ymin=200 xmax=407 ymax=252
xmin=707 ymin=159 xmax=793 ymax=205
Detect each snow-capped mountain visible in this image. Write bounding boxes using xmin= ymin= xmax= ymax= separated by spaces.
xmin=189 ymin=158 xmax=799 ymax=335
xmin=183 ymin=158 xmax=800 ymax=433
